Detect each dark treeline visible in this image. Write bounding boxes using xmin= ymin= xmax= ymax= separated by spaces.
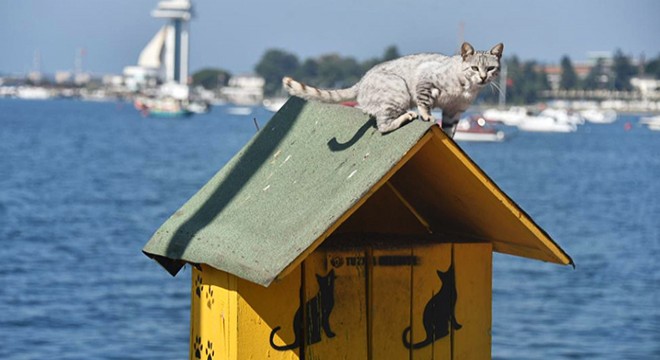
xmin=254 ymin=46 xmax=401 ymax=96
xmin=499 ymin=49 xmax=659 ymax=104
xmin=193 ymin=47 xmax=660 ymax=105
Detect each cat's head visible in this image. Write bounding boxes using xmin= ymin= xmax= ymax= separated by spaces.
xmin=460 ymin=42 xmax=504 ymax=86
xmin=436 ymin=264 xmax=455 ymax=281
xmin=317 ymin=269 xmax=335 ymax=287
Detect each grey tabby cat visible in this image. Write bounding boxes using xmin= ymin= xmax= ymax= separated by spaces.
xmin=283 ymin=42 xmax=503 ymax=135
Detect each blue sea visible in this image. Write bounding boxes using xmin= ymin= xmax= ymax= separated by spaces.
xmin=0 ymin=99 xmax=658 ymax=359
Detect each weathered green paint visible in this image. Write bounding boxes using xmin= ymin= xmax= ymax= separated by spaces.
xmin=143 ymin=97 xmax=432 ymax=285
xmin=143 ymin=97 xmax=573 ymax=286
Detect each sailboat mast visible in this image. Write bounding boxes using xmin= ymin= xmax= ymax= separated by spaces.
xmin=498 ymin=61 xmax=507 ymax=108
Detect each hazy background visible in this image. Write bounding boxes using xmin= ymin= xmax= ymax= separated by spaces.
xmin=1 ymin=0 xmax=658 ymax=76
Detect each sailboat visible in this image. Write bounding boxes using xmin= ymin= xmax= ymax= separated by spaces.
xmin=132 ymin=26 xmax=190 ymax=118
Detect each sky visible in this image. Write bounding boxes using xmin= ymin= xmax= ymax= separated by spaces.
xmin=1 ymin=0 xmax=658 ymax=76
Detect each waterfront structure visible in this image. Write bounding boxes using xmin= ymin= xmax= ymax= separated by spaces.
xmin=125 ymin=0 xmax=192 ymax=90
xmin=220 ymin=74 xmax=265 ymax=106
xmin=151 ymin=0 xmax=192 ymax=85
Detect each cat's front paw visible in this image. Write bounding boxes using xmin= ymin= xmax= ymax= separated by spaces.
xmin=405 ymin=111 xmax=419 ymax=121
xmin=420 ymin=113 xmax=435 ymax=122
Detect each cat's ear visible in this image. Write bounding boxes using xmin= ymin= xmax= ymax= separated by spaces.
xmin=461 ymin=42 xmax=475 ymax=60
xmin=490 ymin=43 xmax=504 ymax=59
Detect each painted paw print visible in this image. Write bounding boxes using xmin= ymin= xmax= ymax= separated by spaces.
xmin=194 ymin=335 xmax=203 ymax=359
xmin=205 ymin=286 xmax=215 ymax=309
xmin=205 ymin=341 xmax=215 ymax=360
xmin=195 ymin=275 xmax=203 ymax=298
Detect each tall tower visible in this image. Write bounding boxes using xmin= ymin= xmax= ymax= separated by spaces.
xmin=151 ymin=0 xmax=192 ymax=85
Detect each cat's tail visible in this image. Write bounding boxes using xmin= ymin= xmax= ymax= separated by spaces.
xmin=283 ymin=76 xmax=358 ymax=103
xmin=402 ymin=327 xmax=434 ymax=350
xmin=269 ymin=326 xmax=299 ymax=351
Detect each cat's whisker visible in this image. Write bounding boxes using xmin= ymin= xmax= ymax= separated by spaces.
xmin=488 ymin=81 xmax=502 ymax=96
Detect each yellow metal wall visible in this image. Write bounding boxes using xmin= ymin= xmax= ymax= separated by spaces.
xmin=191 ymin=242 xmax=491 ymax=359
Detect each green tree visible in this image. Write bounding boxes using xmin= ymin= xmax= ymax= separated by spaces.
xmin=360 ymin=57 xmax=380 ymax=74
xmin=192 ymin=68 xmax=231 ymax=89
xmin=255 ymin=49 xmax=300 ymax=96
xmin=582 ymin=58 xmax=607 ymax=90
xmin=645 ymin=54 xmax=660 ymax=79
xmin=315 ymin=54 xmax=362 ymax=88
xmin=611 ymin=49 xmax=637 ymax=91
xmin=504 ymin=56 xmax=524 ymax=104
xmin=361 ymin=45 xmax=400 ymax=73
xmin=559 ymin=55 xmax=579 ymax=90
xmin=524 ymin=62 xmax=550 ymax=103
xmin=498 ymin=56 xmax=550 ymax=105
xmin=296 ymin=58 xmax=319 ymax=83
xmin=382 ymin=45 xmax=400 ymax=62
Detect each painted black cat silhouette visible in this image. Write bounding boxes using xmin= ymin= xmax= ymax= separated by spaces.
xmin=402 ymin=265 xmax=462 ymax=349
xmin=269 ymin=270 xmax=336 ymax=351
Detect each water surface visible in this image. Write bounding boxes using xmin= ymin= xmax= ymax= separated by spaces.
xmin=0 ymin=99 xmax=658 ymax=359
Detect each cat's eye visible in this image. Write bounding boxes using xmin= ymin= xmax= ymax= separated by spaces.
xmin=471 ymin=66 xmax=479 ymax=71
xmin=487 ymin=66 xmax=497 ymax=72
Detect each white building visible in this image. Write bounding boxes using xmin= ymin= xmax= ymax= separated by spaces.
xmin=631 ymin=77 xmax=660 ymax=99
xmin=221 ymin=75 xmax=265 ymax=106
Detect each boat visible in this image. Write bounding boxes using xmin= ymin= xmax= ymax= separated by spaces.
xmin=580 ymin=108 xmax=617 ymax=124
xmin=517 ymin=114 xmax=577 ymax=133
xmin=226 ymin=106 xmax=253 ymax=116
xmin=135 ymin=97 xmax=192 ymax=118
xmin=148 ymin=107 xmax=192 ymax=118
xmin=263 ymin=98 xmax=288 ymax=112
xmin=221 ymin=75 xmax=265 ymax=107
xmin=539 ymin=108 xmax=584 ymax=126
xmin=186 ymin=100 xmax=210 ymax=114
xmin=482 ymin=106 xmax=529 ymax=126
xmin=453 ymin=116 xmax=506 ymax=142
xmin=128 ymin=4 xmax=204 ymax=118
xmin=640 ymin=115 xmax=660 ymax=131
xmin=15 ymin=86 xmax=52 ymax=100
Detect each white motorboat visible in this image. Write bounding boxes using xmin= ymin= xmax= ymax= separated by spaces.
xmin=482 ymin=106 xmax=529 ymax=126
xmin=226 ymin=106 xmax=253 ymax=116
xmin=640 ymin=115 xmax=660 ymax=131
xmin=16 ymin=86 xmax=52 ymax=100
xmin=539 ymin=108 xmax=584 ymax=126
xmin=263 ymin=98 xmax=288 ymax=112
xmin=454 ymin=116 xmax=506 ymax=142
xmin=517 ymin=114 xmax=577 ymax=133
xmin=580 ymin=109 xmax=617 ymax=124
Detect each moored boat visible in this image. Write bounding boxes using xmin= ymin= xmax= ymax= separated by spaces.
xmin=454 ymin=116 xmax=506 ymax=142
xmin=482 ymin=106 xmax=529 ymax=126
xmin=16 ymin=86 xmax=52 ymax=100
xmin=226 ymin=106 xmax=253 ymax=116
xmin=640 ymin=115 xmax=660 ymax=131
xmin=517 ymin=114 xmax=577 ymax=133
xmin=263 ymin=98 xmax=288 ymax=112
xmin=135 ymin=97 xmax=192 ymax=118
xmin=580 ymin=108 xmax=617 ymax=124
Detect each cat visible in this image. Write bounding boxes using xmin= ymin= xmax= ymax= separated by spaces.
xmin=402 ymin=265 xmax=462 ymax=349
xmin=269 ymin=270 xmax=336 ymax=351
xmin=283 ymin=42 xmax=503 ymax=135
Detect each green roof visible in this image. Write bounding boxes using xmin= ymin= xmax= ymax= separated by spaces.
xmin=143 ymin=97 xmax=433 ymax=285
xmin=143 ymin=97 xmax=572 ymax=286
